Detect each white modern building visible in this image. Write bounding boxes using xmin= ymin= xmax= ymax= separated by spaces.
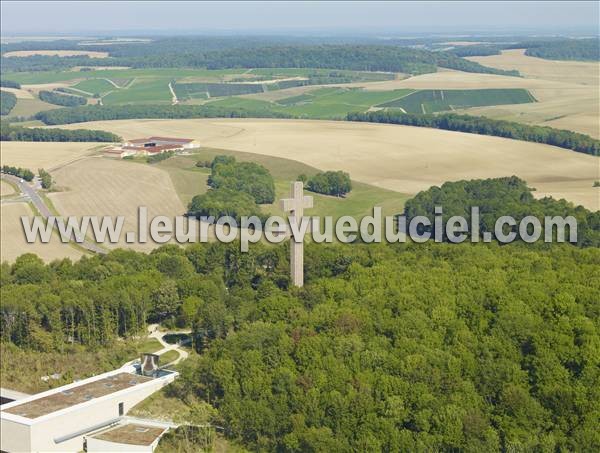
xmin=0 ymin=362 xmax=178 ymax=452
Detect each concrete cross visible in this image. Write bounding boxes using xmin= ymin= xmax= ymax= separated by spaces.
xmin=280 ymin=181 xmax=313 ymax=287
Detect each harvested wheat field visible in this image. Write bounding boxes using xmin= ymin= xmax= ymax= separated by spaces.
xmin=465 ymin=49 xmax=600 ymax=138
xmin=48 ymin=157 xmax=187 ymax=251
xmin=0 ymin=87 xmax=34 ymax=99
xmin=3 ymin=50 xmax=108 ymax=58
xmin=1 ymin=180 xmax=16 ymax=196
xmin=1 ymin=202 xmax=84 ymax=262
xmin=57 ymin=119 xmax=600 ymax=210
xmin=1 ymin=142 xmax=105 ymax=171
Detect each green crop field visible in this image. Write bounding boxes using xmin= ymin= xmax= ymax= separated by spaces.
xmin=0 ymin=68 xmax=250 ymax=85
xmin=377 ymin=88 xmax=536 ymax=113
xmin=173 ymin=82 xmax=265 ymax=100
xmin=209 ymin=87 xmax=415 ymax=118
xmin=102 ymin=78 xmax=172 ymax=105
xmin=72 ymin=78 xmax=116 ymax=96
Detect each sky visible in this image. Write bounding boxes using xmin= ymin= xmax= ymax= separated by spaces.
xmin=1 ymin=1 xmax=598 ymax=36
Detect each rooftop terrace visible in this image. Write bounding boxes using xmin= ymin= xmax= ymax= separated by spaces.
xmin=90 ymin=423 xmax=166 ymax=446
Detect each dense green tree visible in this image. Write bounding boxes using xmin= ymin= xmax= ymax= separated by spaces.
xmin=305 ymin=170 xmax=352 ymax=196
xmin=209 ymin=155 xmax=275 ymax=204
xmin=38 ymin=90 xmax=87 ymax=107
xmin=0 ymin=91 xmax=17 ymax=115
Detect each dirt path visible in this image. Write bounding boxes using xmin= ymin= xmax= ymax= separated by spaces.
xmin=168 ymin=82 xmax=178 ymax=105
xmin=102 ymin=78 xmax=121 ymax=89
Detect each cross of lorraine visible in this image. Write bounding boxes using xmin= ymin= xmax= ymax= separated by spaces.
xmin=280 ymin=181 xmax=313 ymax=287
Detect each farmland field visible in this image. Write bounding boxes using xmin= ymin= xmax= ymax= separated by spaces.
xmin=377 ymin=88 xmax=535 ymax=113
xmin=72 ymin=78 xmax=117 ymax=96
xmin=3 ymin=50 xmax=108 ymax=58
xmin=4 ymin=97 xmax=60 ymax=117
xmin=54 ymin=118 xmax=599 ymax=210
xmin=1 ymin=180 xmax=16 ymax=196
xmin=101 ymin=78 xmax=173 ymax=105
xmin=0 ymin=142 xmax=105 ymax=170
xmin=48 ymin=157 xmax=186 ymax=251
xmin=0 ymin=202 xmax=85 ymax=262
xmin=158 ymin=151 xmax=408 ymax=219
xmin=465 ymin=49 xmax=600 ymax=137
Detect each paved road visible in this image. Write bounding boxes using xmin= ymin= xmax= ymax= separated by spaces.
xmin=1 ymin=173 xmax=107 ymax=255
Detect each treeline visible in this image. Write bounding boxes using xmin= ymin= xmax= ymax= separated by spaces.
xmin=347 ymin=111 xmax=600 ymax=156
xmin=2 ymin=240 xmax=599 ymax=451
xmin=0 ymin=91 xmax=17 ymax=115
xmin=300 ymin=170 xmax=352 ymax=196
xmin=38 ymin=90 xmax=87 ymax=107
xmin=0 ymin=121 xmax=120 ymax=142
xmin=523 ymin=38 xmax=599 ymax=61
xmin=0 ymin=79 xmax=21 ymax=89
xmin=1 ymin=165 xmax=34 ymax=181
xmin=1 ymin=41 xmax=519 ymax=77
xmin=198 ymin=45 xmax=519 ymax=76
xmin=404 ymin=176 xmax=600 ymax=247
xmin=34 ymin=104 xmax=293 ymax=125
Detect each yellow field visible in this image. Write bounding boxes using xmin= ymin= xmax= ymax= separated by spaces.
xmin=1 ymin=202 xmax=85 ymax=262
xmin=0 ymin=142 xmax=105 ymax=170
xmin=465 ymin=49 xmax=599 ymax=138
xmin=1 ymin=180 xmax=16 ymax=196
xmin=48 ymin=157 xmax=187 ymax=252
xmin=0 ymin=87 xmax=34 ymax=99
xmin=4 ymin=50 xmax=108 ymax=58
xmin=56 ymin=119 xmax=599 ymax=210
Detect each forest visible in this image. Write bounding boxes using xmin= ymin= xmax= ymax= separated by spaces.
xmin=208 ymin=155 xmax=276 ymax=204
xmin=0 ymin=121 xmax=121 ymax=142
xmin=188 ymin=155 xmax=275 ymax=222
xmin=1 ymin=239 xmax=598 ymax=451
xmin=1 ymin=40 xmax=519 ymax=76
xmin=0 ymin=79 xmax=21 ymax=89
xmin=38 ymin=89 xmax=87 ymax=107
xmin=347 ymin=111 xmax=600 ymax=156
xmin=0 ymin=90 xmax=17 ymax=115
xmin=523 ymin=38 xmax=599 ymax=61
xmin=404 ymin=176 xmax=600 ymax=248
xmin=34 ymin=104 xmax=292 ymax=125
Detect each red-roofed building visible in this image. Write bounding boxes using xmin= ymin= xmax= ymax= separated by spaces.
xmin=104 ymin=137 xmax=197 ymax=158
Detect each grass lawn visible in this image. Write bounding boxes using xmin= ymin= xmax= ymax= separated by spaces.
xmin=159 ymin=350 xmax=180 ymax=364
xmin=157 ymin=148 xmax=408 ymax=221
xmin=138 ymin=337 xmax=163 ymax=353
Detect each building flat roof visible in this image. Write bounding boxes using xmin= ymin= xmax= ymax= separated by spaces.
xmin=91 ymin=423 xmax=166 ymax=446
xmin=128 ymin=136 xmax=193 ymax=144
xmin=3 ymin=373 xmax=152 ymax=419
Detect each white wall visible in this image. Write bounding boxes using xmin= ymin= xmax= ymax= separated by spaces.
xmin=1 ymin=370 xmax=176 ymax=453
xmin=30 ymin=377 xmax=174 ymax=452
xmin=0 ymin=418 xmax=31 ymax=453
